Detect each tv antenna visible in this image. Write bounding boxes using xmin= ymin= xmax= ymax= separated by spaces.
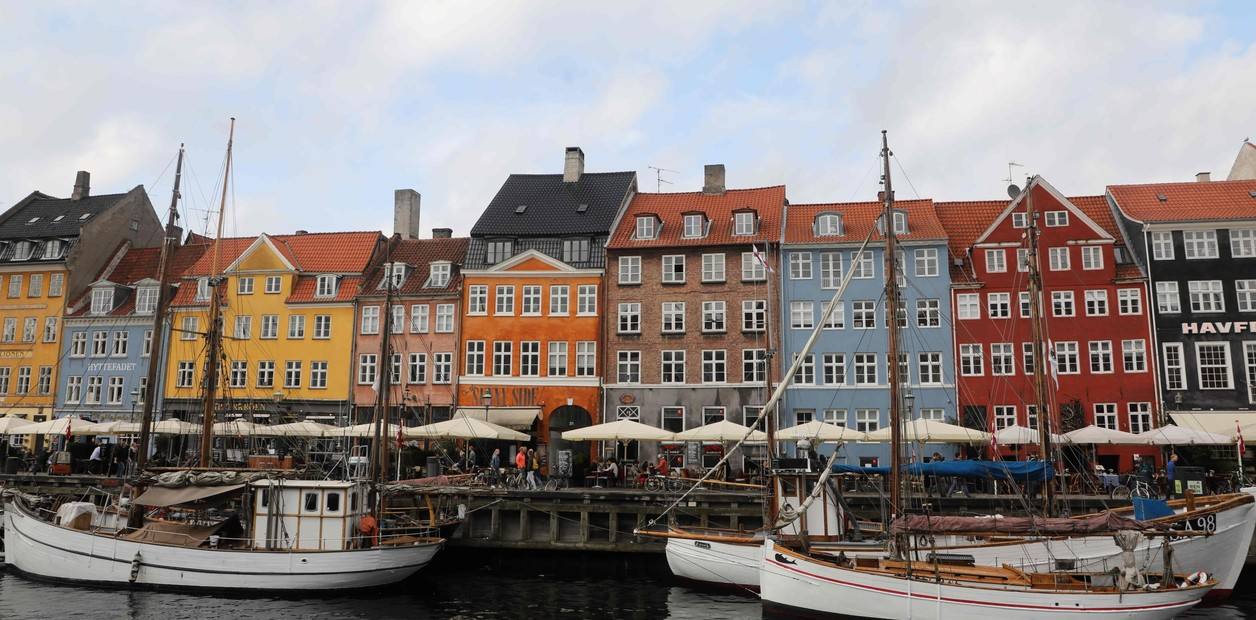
xmin=648 ymin=166 xmax=677 ymax=192
xmin=1004 ymin=161 xmax=1024 ymax=198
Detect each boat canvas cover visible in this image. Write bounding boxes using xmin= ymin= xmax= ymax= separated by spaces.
xmin=124 ymin=519 xmax=226 ymax=546
xmin=831 ymin=460 xmax=1053 ymax=481
xmin=133 ymin=483 xmax=246 ymax=507
xmin=890 ymin=511 xmax=1147 ymax=535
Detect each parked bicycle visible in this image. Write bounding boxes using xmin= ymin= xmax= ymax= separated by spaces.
xmin=1109 ymin=474 xmax=1156 ymax=500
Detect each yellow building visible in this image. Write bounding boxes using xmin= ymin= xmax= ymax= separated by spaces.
xmin=163 ymin=231 xmax=382 ymax=426
xmin=0 ymin=171 xmax=161 ymax=431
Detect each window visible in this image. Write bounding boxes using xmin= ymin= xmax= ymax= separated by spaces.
xmin=1183 ymin=230 xmax=1218 ymax=259
xmin=1017 ymin=249 xmax=1029 ymax=272
xmin=1162 ymin=342 xmax=1186 ymax=390
xmin=816 ymin=213 xmax=842 ymax=235
xmin=408 ymin=304 xmax=429 ymax=333
xmin=493 ymin=341 xmax=512 ymax=376
xmin=1025 ymin=405 xmax=1039 ymax=431
xmin=10 ymin=242 xmax=32 ymax=261
xmin=464 ymin=341 xmax=485 ymax=376
xmin=822 ymin=353 xmax=846 ymax=385
xmin=1089 ymin=341 xmax=1113 ymax=373
xmin=743 ymin=349 xmax=767 ymax=383
xmin=193 ymin=277 xmax=213 ymax=302
xmin=90 ymin=331 xmax=107 ymax=356
xmin=283 ymin=361 xmax=302 ymax=388
xmin=433 ymin=353 xmax=452 ymax=384
xmin=987 ymin=293 xmax=1010 ymax=319
xmin=1044 ymin=211 xmax=1068 ymax=227
xmin=255 ymin=314 xmax=277 ymax=339
xmin=742 ymin=300 xmax=766 ymax=332
xmin=313 ymin=315 xmax=331 ymax=339
xmin=1051 ymin=291 xmax=1075 ymax=317
xmin=960 ymin=344 xmax=983 ymax=376
xmin=1084 ymin=290 xmax=1108 ymax=316
xmin=701 ymin=350 xmax=726 ymax=383
xmin=485 ymin=240 xmax=513 ymax=263
xmin=618 ymin=256 xmax=641 ymax=284
xmin=635 ymin=216 xmax=657 ymax=240
xmin=229 ymin=361 xmax=247 ymax=388
xmin=468 ymin=285 xmax=488 ymax=314
xmin=547 ymin=341 xmax=568 ymax=376
xmin=359 ymin=307 xmax=379 ymax=334
xmin=790 ymin=301 xmax=814 ymax=330
xmin=35 ymin=366 xmax=50 ymax=395
xmin=662 ymin=301 xmax=685 ymax=333
xmin=27 ymin=274 xmax=42 ymax=297
xmin=661 ymin=350 xmax=685 ymax=383
xmin=662 ymin=255 xmax=685 ymax=283
xmin=957 ymin=293 xmax=980 ymax=320
xmin=435 ymin=304 xmax=454 ymax=332
xmin=794 ymin=353 xmax=816 ymax=385
xmin=853 ymin=353 xmax=877 ymax=385
xmin=315 ymin=274 xmax=337 ymax=298
xmin=1122 ymin=339 xmax=1146 ymax=372
xmin=389 ymin=305 xmax=405 ymax=334
xmin=682 ymin=213 xmax=705 ymax=238
xmin=789 ymin=252 xmax=812 ymax=280
xmin=0 ymin=318 xmax=13 ymax=343
xmin=991 ymin=343 xmax=1014 ymax=376
xmin=65 ymin=376 xmax=82 ymax=403
xmin=1056 ymin=341 xmax=1080 ymax=374
xmin=90 ymin=287 xmax=112 ymax=314
xmin=250 ymin=360 xmax=272 ymax=388
xmin=852 ymin=300 xmax=876 ymax=329
xmin=661 ymin=406 xmax=685 ymax=433
xmin=701 ymin=253 xmax=725 ymax=282
xmin=856 ymin=409 xmax=879 ymax=433
xmin=848 ymin=251 xmax=873 ymax=280
xmin=111 ymin=331 xmax=128 ymax=356
xmin=741 ymin=252 xmax=766 ymax=281
xmin=577 ymin=285 xmax=597 ymax=315
xmin=817 ymin=252 xmax=843 ymax=289
xmin=1156 ymin=281 xmax=1180 ymax=313
xmin=702 ymin=301 xmax=726 ymax=333
xmin=1188 ymin=280 xmax=1224 ymax=313
xmin=611 ymin=302 xmax=640 ymax=334
xmin=1237 ymin=280 xmax=1256 ymax=312
xmin=264 ymin=276 xmax=282 ymax=293
xmin=1196 ymin=342 xmax=1233 ymax=389
xmin=985 ymin=249 xmax=1006 ymax=273
xmin=914 ymin=248 xmax=938 ymax=277
xmin=0 ymin=368 xmax=9 ymax=395
xmin=49 ymin=273 xmax=63 ymax=297
xmin=562 ymin=238 xmax=590 ymax=263
xmin=180 ymin=316 xmax=198 ymax=340
xmin=733 ymin=211 xmax=756 ymax=235
xmin=237 ymin=276 xmax=254 ymax=295
xmin=994 ymin=405 xmax=1016 ymax=430
xmin=520 ymin=342 xmax=540 ymax=376
xmin=918 ymin=352 xmax=943 ymax=384
xmin=1246 ymin=343 xmax=1256 ymax=403
xmin=102 ymin=375 xmax=124 ymax=404
xmin=134 ymin=286 xmax=158 ymax=315
xmin=142 ymin=330 xmax=152 ymax=356
xmin=20 ymin=318 xmax=34 ymax=343
xmin=1011 ymin=212 xmax=1028 ymax=228
xmin=792 ymin=409 xmax=815 ymax=424
xmin=1232 ymin=229 xmax=1256 ymax=258
xmin=70 ymin=332 xmax=86 ymax=357
xmin=549 ymin=285 xmax=569 ymax=315
xmin=495 ymin=285 xmax=515 ymax=315
xmin=617 ymin=351 xmax=640 ymax=384
xmin=1128 ymin=403 xmax=1152 ymax=434
xmin=83 ymin=375 xmax=100 ymax=401
xmin=1118 ymin=288 xmax=1142 ymax=315
xmin=1048 ymin=247 xmax=1070 ymax=271
xmin=1081 ymin=246 xmax=1103 ymax=270
xmin=1094 ymin=403 xmax=1117 ymax=430
xmin=1151 ymin=232 xmax=1174 ymax=260
xmin=176 ymin=361 xmax=195 ymax=388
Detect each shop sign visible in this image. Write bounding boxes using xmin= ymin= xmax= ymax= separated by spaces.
xmin=1180 ymin=321 xmax=1256 ymax=335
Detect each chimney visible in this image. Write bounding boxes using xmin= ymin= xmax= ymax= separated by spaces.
xmin=1196 ymin=171 xmax=1211 ymax=183
xmin=702 ymin=164 xmax=725 ymax=194
xmin=294 ymin=230 xmax=309 ymax=235
xmin=71 ymin=171 xmax=90 ymax=200
xmin=432 ymin=227 xmax=453 ymax=239
xmin=394 ymin=189 xmax=421 ymax=240
xmin=563 ymin=147 xmax=584 ymax=183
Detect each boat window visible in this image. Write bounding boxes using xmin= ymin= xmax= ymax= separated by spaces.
xmin=350 ymin=492 xmax=358 ymax=511
xmin=304 ymin=492 xmax=319 ymax=512
xmin=327 ymin=492 xmax=341 ymax=512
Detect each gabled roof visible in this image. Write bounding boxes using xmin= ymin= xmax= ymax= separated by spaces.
xmin=68 ymin=243 xmax=208 ymax=317
xmin=471 ymin=171 xmax=636 ymax=237
xmin=0 ymin=190 xmax=133 ymax=240
xmin=1228 ymin=140 xmax=1256 ymax=181
xmin=972 ymin=178 xmax=1112 ymax=245
xmin=182 ymin=231 xmax=381 ymax=276
xmin=783 ymin=199 xmax=943 ymax=245
xmin=1106 ymin=179 xmax=1256 ymax=224
xmin=360 ymin=236 xmax=469 ymax=297
xmin=608 ymin=186 xmax=786 ymax=249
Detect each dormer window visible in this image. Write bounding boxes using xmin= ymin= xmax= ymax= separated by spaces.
xmin=562 ymin=238 xmax=590 ymax=263
xmin=877 ymin=211 xmax=909 ymax=235
xmin=195 ymin=277 xmax=211 ymax=301
xmin=379 ymin=263 xmax=407 ymax=290
xmin=11 ymin=241 xmax=33 ymax=261
xmin=682 ymin=213 xmax=706 ymax=238
xmin=425 ymin=262 xmax=451 ymax=288
xmin=42 ymin=240 xmax=65 ymax=259
xmin=136 ymin=286 xmax=159 ymax=315
xmin=733 ymin=211 xmax=756 ymax=236
xmin=635 ymin=216 xmax=658 ymax=240
xmin=90 ymin=287 xmax=113 ymax=315
xmin=815 ymin=213 xmax=843 ymax=236
xmin=315 ymin=274 xmax=338 ymax=298
xmin=485 ymin=240 xmax=513 ymax=264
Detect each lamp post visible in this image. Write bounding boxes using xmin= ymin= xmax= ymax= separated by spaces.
xmin=475 ymin=389 xmax=492 ymax=470
xmin=129 ymin=388 xmax=143 ymax=424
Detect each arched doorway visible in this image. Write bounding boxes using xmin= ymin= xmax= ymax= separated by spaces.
xmin=547 ymin=405 xmax=592 ymax=482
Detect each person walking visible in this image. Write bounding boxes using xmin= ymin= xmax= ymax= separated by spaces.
xmin=88 ymin=441 xmax=104 ymax=475
xmin=526 ymin=448 xmax=540 ymax=490
xmin=1167 ymin=453 xmax=1178 ymax=497
xmin=490 ymin=448 xmax=502 ymax=487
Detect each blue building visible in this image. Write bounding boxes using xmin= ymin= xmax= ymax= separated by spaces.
xmin=55 ymin=242 xmax=204 ymax=422
xmin=778 ymin=199 xmax=956 ymax=466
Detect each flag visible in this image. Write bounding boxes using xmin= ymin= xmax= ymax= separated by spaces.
xmin=989 ymin=424 xmax=1000 ymax=457
xmin=1046 ymin=340 xmax=1060 ymax=390
xmin=65 ymin=417 xmax=72 ymax=443
xmin=396 ymin=421 xmax=405 ymax=450
xmin=1238 ymin=420 xmax=1246 ymax=456
xmin=752 ymin=245 xmax=774 ymax=273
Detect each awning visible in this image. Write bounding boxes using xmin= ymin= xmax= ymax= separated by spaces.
xmin=125 ymin=519 xmax=225 ymax=546
xmin=1170 ymin=412 xmax=1256 ymax=436
xmin=133 ymin=484 xmax=245 ymax=507
xmin=453 ymin=407 xmax=541 ymax=430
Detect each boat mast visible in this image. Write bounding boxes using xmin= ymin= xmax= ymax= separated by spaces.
xmin=372 ymin=237 xmax=395 ymax=485
xmin=136 ymin=144 xmax=184 ymax=472
xmin=763 ymin=241 xmax=778 ymax=528
xmin=880 ymin=130 xmax=906 ymax=558
xmin=1023 ymin=180 xmax=1055 ymax=515
xmin=199 ymin=118 xmax=235 ymax=467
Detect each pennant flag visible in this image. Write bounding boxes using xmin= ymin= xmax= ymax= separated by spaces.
xmin=1046 ymin=340 xmax=1060 ymax=390
xmin=752 ymin=245 xmax=774 ymax=273
xmin=1238 ymin=420 xmax=1246 ymax=457
xmin=65 ymin=417 xmax=72 ymax=443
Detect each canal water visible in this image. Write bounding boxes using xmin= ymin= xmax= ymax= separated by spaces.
xmin=0 ymin=550 xmax=1251 ymax=619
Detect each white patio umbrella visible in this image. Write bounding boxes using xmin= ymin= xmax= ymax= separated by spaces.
xmin=866 ymin=419 xmax=991 ymax=444
xmin=561 ymin=419 xmax=675 ymax=442
xmin=674 ymin=419 xmax=766 ymax=442
xmin=993 ymin=424 xmax=1065 ymax=446
xmin=14 ymin=415 xmax=89 ymax=435
xmin=775 ymin=420 xmax=867 ymax=443
xmin=151 ymin=419 xmax=203 ymax=435
xmin=211 ymin=420 xmax=260 ymax=436
xmin=263 ymin=421 xmax=336 ymax=437
xmin=1137 ymin=424 xmax=1232 ymax=446
xmin=80 ymin=420 xmax=144 ymax=435
xmin=0 ymin=415 xmax=34 ymax=434
xmin=1062 ymin=425 xmax=1143 ymax=445
xmin=407 ymin=417 xmax=529 ymax=441
xmin=332 ymin=422 xmax=406 ymax=438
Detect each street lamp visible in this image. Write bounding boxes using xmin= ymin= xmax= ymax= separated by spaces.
xmin=482 ymin=389 xmax=493 ymax=421
xmin=129 ymin=388 xmax=143 ymax=423
xmin=903 ymin=388 xmax=915 ymax=418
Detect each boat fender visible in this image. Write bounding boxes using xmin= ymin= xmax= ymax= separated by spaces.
xmin=1183 ymin=571 xmax=1208 ymax=587
xmin=129 ymin=551 xmax=143 ymax=583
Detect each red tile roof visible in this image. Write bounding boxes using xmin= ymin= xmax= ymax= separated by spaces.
xmin=70 ymin=243 xmax=209 ymax=317
xmin=783 ymin=199 xmax=943 ymax=245
xmin=287 ymin=275 xmax=363 ymax=304
xmin=183 ymin=231 xmax=382 ymax=276
xmin=1107 ymin=179 xmax=1256 ymax=224
xmin=359 ymin=236 xmax=469 ymax=298
xmin=607 ymin=186 xmax=786 ymax=249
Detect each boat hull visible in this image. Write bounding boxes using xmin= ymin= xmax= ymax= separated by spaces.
xmin=3 ymin=499 xmax=443 ymax=592
xmin=664 ymin=535 xmax=760 ymax=590
xmin=760 ymin=541 xmax=1210 ymax=620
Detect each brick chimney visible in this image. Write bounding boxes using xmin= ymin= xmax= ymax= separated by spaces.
xmin=432 ymin=228 xmax=452 ymax=239
xmin=1196 ymin=171 xmax=1211 ymax=183
xmin=394 ymin=189 xmax=421 ymax=240
xmin=71 ymin=171 xmax=90 ymax=200
xmin=702 ymin=164 xmax=725 ymax=195
xmin=563 ymin=147 xmax=584 ymax=183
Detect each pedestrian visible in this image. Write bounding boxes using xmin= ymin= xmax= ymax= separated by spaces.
xmin=1167 ymin=453 xmax=1178 ymax=497
xmin=490 ymin=448 xmax=502 ymax=486
xmin=467 ymin=444 xmax=478 ymax=470
xmin=526 ymin=448 xmax=540 ymax=490
xmin=114 ymin=441 xmax=130 ymax=477
xmin=515 ymin=445 xmax=527 ymax=472
xmin=88 ymin=441 xmax=104 ymax=475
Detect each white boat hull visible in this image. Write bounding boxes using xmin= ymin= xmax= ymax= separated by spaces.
xmin=3 ymin=499 xmax=443 ymax=592
xmin=664 ymin=536 xmax=761 ymax=590
xmin=760 ymin=541 xmax=1211 ymax=619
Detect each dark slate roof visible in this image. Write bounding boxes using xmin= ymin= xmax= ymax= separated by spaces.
xmin=470 ymin=171 xmax=636 ymax=237
xmin=0 ymin=191 xmax=130 ymax=240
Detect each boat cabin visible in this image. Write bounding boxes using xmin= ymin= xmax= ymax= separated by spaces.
xmin=251 ymin=479 xmax=370 ymax=551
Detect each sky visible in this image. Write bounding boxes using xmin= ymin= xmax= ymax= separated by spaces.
xmin=2 ymin=1 xmax=1254 ymax=239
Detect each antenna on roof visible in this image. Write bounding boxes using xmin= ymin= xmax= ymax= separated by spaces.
xmin=1003 ymin=162 xmax=1024 ymax=190
xmin=648 ymin=166 xmax=677 ymax=192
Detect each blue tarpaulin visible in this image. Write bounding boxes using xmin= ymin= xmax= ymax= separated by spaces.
xmin=1132 ymin=497 xmax=1175 ymax=521
xmin=831 ymin=460 xmax=1054 ymax=481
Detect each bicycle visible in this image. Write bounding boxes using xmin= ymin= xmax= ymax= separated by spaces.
xmin=1109 ymin=475 xmax=1156 ymax=500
